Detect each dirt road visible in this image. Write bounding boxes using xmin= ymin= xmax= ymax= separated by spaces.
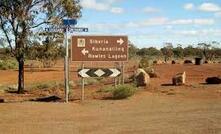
xmin=0 ymin=63 xmax=221 ymax=134
xmin=0 ymin=91 xmax=221 ymax=134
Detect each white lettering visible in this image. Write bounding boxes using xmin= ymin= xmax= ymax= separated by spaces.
xmin=92 ymin=47 xmax=124 ymax=52
xmin=108 ymin=54 xmax=127 ymax=60
xmin=90 ymin=39 xmax=109 ymax=45
xmin=88 ymin=54 xmax=106 ymax=59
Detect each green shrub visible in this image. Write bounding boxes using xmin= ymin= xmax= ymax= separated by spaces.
xmin=139 ymin=57 xmax=152 ymax=68
xmin=0 ymin=59 xmax=17 ymax=70
xmin=77 ymin=78 xmax=99 ymax=86
xmin=99 ymin=86 xmax=114 ymax=93
xmin=29 ymin=82 xmax=57 ymax=90
xmin=112 ymin=85 xmax=136 ymax=99
xmin=35 ymin=83 xmax=51 ymax=89
xmin=0 ymin=85 xmax=7 ymax=93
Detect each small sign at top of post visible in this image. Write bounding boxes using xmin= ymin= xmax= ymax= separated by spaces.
xmin=63 ymin=19 xmax=77 ymax=26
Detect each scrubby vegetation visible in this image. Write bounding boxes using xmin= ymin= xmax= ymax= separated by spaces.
xmin=129 ymin=42 xmax=221 ymax=62
xmin=112 ymin=85 xmax=136 ymax=99
xmin=26 ymin=40 xmax=65 ymax=68
xmin=139 ymin=57 xmax=153 ymax=68
xmin=77 ymin=78 xmax=101 ymax=86
xmin=100 ymin=84 xmax=136 ymax=99
xmin=0 ymin=59 xmax=17 ymax=70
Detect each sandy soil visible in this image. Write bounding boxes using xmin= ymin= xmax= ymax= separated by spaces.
xmin=0 ymin=92 xmax=221 ymax=134
xmin=0 ymin=63 xmax=221 ymax=134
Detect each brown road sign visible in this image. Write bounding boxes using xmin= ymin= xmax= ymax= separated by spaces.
xmin=71 ymin=36 xmax=128 ymax=62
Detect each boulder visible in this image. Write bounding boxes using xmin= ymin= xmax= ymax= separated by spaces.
xmin=153 ymin=60 xmax=158 ymax=65
xmin=195 ymin=58 xmax=203 ymax=65
xmin=135 ymin=69 xmax=150 ymax=87
xmin=206 ymin=76 xmax=221 ymax=84
xmin=148 ymin=72 xmax=159 ymax=78
xmin=0 ymin=98 xmax=4 ymax=103
xmin=144 ymin=68 xmax=158 ymax=78
xmin=172 ymin=60 xmax=176 ymax=64
xmin=184 ymin=60 xmax=193 ymax=64
xmin=172 ymin=72 xmax=186 ymax=86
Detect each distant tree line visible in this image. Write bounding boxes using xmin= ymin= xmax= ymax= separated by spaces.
xmin=0 ymin=39 xmax=65 ymax=67
xmin=129 ymin=41 xmax=221 ymax=62
xmin=2 ymin=41 xmax=221 ymax=63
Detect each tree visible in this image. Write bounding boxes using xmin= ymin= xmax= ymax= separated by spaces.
xmin=128 ymin=41 xmax=139 ymax=59
xmin=161 ymin=44 xmax=174 ymax=62
xmin=173 ymin=46 xmax=184 ymax=59
xmin=198 ymin=42 xmax=221 ymax=61
xmin=198 ymin=43 xmax=211 ymax=60
xmin=137 ymin=47 xmax=161 ymax=57
xmin=27 ymin=37 xmax=65 ymax=68
xmin=183 ymin=45 xmax=201 ymax=57
xmin=0 ymin=0 xmax=81 ymax=93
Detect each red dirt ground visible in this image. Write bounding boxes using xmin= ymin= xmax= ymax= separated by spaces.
xmin=0 ymin=62 xmax=221 ymax=134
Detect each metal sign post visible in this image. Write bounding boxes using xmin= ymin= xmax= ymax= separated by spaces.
xmin=62 ymin=19 xmax=77 ymax=103
xmin=122 ymin=62 xmax=125 ymax=85
xmin=45 ymin=19 xmax=89 ymax=103
xmin=64 ymin=27 xmax=69 ymax=103
xmin=81 ymin=63 xmax=85 ymax=101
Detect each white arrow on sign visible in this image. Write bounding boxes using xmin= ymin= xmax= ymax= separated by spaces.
xmin=81 ymin=48 xmax=89 ymax=55
xmin=78 ymin=69 xmax=90 ymax=78
xmin=109 ymin=69 xmax=121 ymax=77
xmin=117 ymin=38 xmax=124 ymax=45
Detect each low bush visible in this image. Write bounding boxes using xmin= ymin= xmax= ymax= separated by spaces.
xmin=112 ymin=85 xmax=136 ymax=99
xmin=77 ymin=78 xmax=99 ymax=86
xmin=0 ymin=59 xmax=17 ymax=70
xmin=99 ymin=86 xmax=114 ymax=93
xmin=29 ymin=81 xmax=66 ymax=90
xmin=35 ymin=83 xmax=51 ymax=89
xmin=99 ymin=85 xmax=136 ymax=99
xmin=139 ymin=57 xmax=152 ymax=68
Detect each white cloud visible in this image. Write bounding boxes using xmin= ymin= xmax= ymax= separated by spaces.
xmin=193 ymin=19 xmax=214 ymax=25
xmin=80 ymin=0 xmax=109 ymax=11
xmin=143 ymin=7 xmax=160 ymax=13
xmin=175 ymin=30 xmax=198 ymax=36
xmin=80 ymin=0 xmax=124 ymax=14
xmin=184 ymin=3 xmax=195 ymax=10
xmin=141 ymin=17 xmax=168 ymax=26
xmin=140 ymin=18 xmax=214 ymax=26
xmin=82 ymin=17 xmax=216 ymax=34
xmin=110 ymin=7 xmax=124 ymax=14
xmin=198 ymin=3 xmax=221 ymax=12
xmin=165 ymin=25 xmax=173 ymax=30
xmin=171 ymin=19 xmax=192 ymax=25
xmin=170 ymin=19 xmax=214 ymax=25
xmin=215 ymin=12 xmax=221 ymax=17
xmin=174 ymin=29 xmax=221 ymax=36
xmin=125 ymin=22 xmax=139 ymax=28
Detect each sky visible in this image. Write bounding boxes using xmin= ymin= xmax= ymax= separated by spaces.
xmin=75 ymin=0 xmax=221 ymax=48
